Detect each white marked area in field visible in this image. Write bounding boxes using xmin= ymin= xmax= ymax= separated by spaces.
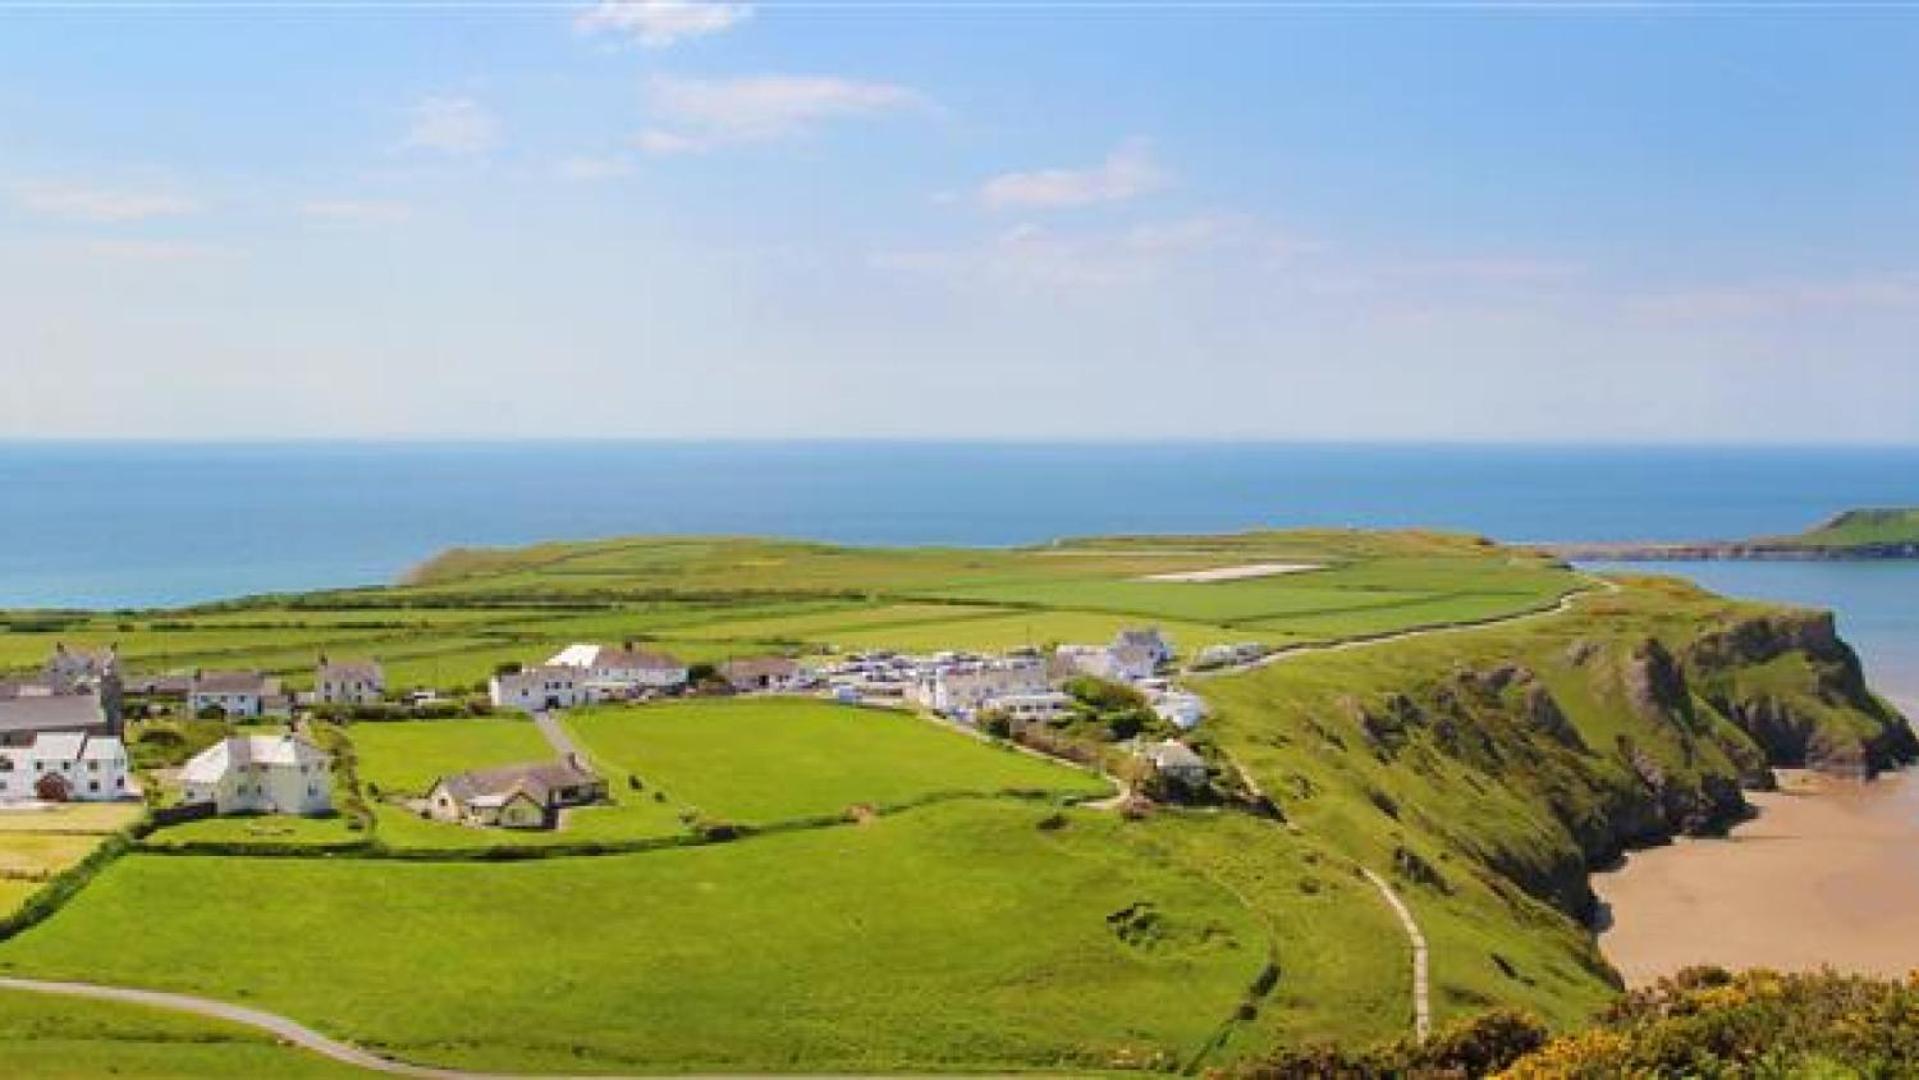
xmin=1136 ymin=562 xmax=1321 ymax=583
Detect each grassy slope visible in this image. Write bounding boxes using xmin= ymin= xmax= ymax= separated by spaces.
xmin=0 ymin=802 xmax=1297 ymax=1074
xmin=563 ymin=698 xmax=1109 ymax=823
xmin=1193 ymin=573 xmax=1913 ymax=1038
xmin=1787 ymin=507 xmax=1919 ymax=548
xmin=0 ymin=990 xmax=364 ymax=1078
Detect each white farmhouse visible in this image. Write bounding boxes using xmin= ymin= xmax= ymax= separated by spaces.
xmin=0 ymin=733 xmax=133 ymax=803
xmin=489 ymin=665 xmax=587 ymax=713
xmin=1151 ymin=690 xmax=1211 ymax=731
xmin=315 ymin=655 xmax=384 ymax=707
xmin=909 ymin=659 xmax=1049 ymax=717
xmin=547 ymin=643 xmax=687 ymax=692
xmin=1055 ymin=628 xmax=1175 ymax=684
xmin=188 ymin=670 xmax=288 ymax=719
xmin=180 ymin=734 xmax=332 ymax=815
xmin=984 ymin=690 xmax=1076 ymax=726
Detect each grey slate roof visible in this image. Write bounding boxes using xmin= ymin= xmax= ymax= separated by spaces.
xmin=0 ymin=693 xmax=109 ymax=736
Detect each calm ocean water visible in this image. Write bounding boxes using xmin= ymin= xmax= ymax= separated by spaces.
xmin=5 ymin=441 xmax=1917 ymax=705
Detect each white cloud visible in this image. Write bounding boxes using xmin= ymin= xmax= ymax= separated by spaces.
xmin=83 ymin=239 xmax=236 ymax=263
xmin=576 ymin=1 xmax=752 ymax=48
xmin=556 ymin=155 xmax=637 ymax=181
xmin=12 ymin=182 xmax=199 ymax=224
xmin=402 ymin=97 xmax=500 ymax=156
xmin=979 ymin=138 xmax=1167 ymax=211
xmin=1631 ymin=274 xmax=1919 ymax=319
xmin=298 ymin=199 xmax=412 ymax=225
xmin=639 ymin=74 xmax=922 ymax=154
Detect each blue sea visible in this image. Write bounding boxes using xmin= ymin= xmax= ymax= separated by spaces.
xmin=4 ymin=441 xmax=1917 ymax=706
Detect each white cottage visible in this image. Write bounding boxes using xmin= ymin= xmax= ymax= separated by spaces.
xmin=187 ymin=670 xmax=285 ymax=719
xmin=488 ymin=665 xmax=587 ymax=713
xmin=0 ymin=733 xmax=133 ymax=802
xmin=909 ymin=659 xmax=1049 ymax=717
xmin=180 ymin=734 xmax=332 ymax=815
xmin=315 ymin=656 xmax=384 ymax=706
xmin=547 ymin=643 xmax=688 ymax=692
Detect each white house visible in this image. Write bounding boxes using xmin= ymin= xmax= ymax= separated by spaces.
xmin=1055 ymin=628 xmax=1175 ymax=684
xmin=718 ymin=657 xmax=808 ymax=693
xmin=1151 ymin=690 xmax=1210 ymax=731
xmin=909 ymin=659 xmax=1049 ymax=717
xmin=315 ymin=656 xmax=384 ymax=706
xmin=44 ymin=643 xmax=115 ymax=692
xmin=424 ymin=761 xmax=606 ymax=830
xmin=547 ymin=643 xmax=687 ymax=691
xmin=0 ymin=732 xmax=132 ymax=803
xmin=1141 ymin=739 xmax=1209 ymax=788
xmin=985 ymin=690 xmax=1076 ymax=725
xmin=188 ymin=670 xmax=286 ymax=719
xmin=180 ymin=734 xmax=332 ymax=815
xmin=489 ymin=665 xmax=587 ymax=713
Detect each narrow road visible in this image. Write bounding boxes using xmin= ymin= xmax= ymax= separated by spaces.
xmin=1187 ymin=575 xmax=1618 ymax=681
xmin=1360 ymin=870 xmax=1432 ymax=1042
xmin=0 ymin=976 xmax=475 ymax=1078
xmin=529 ymin=710 xmax=586 ymax=766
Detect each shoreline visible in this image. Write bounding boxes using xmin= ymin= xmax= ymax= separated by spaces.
xmin=1593 ymin=756 xmax=1919 ymax=987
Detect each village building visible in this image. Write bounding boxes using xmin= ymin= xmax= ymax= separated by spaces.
xmin=1141 ymin=739 xmax=1210 ymax=789
xmin=718 ymin=656 xmax=807 ymax=693
xmin=187 ymin=670 xmax=289 ymax=719
xmin=546 ymin=643 xmax=688 ymax=692
xmin=1055 ymin=628 xmax=1176 ymax=684
xmin=488 ymin=665 xmax=587 ymax=712
xmin=0 ymin=692 xmax=114 ymax=749
xmin=984 ymin=690 xmax=1076 ymax=726
xmin=180 ymin=734 xmax=333 ymax=815
xmin=909 ymin=658 xmax=1049 ymax=717
xmin=315 ymin=655 xmax=385 ymax=706
xmin=44 ymin=643 xmax=115 ymax=692
xmin=1151 ymin=690 xmax=1210 ymax=731
xmin=424 ymin=761 xmax=607 ymax=830
xmin=0 ymin=732 xmax=132 ymax=802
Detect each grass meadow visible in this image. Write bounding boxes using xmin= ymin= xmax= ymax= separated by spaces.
xmin=0 ymin=802 xmax=1286 ymax=1074
xmin=0 ymin=989 xmax=364 ymax=1078
xmin=563 ymin=698 xmax=1110 ymax=823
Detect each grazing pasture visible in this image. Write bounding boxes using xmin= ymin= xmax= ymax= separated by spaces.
xmin=0 ymin=989 xmax=363 ymax=1078
xmin=564 ymin=698 xmax=1109 ymax=823
xmin=0 ymin=803 xmax=1277 ymax=1074
xmin=0 ymin=803 xmax=141 ymax=916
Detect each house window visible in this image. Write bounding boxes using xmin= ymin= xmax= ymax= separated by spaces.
xmin=88 ymin=781 xmax=99 ymax=793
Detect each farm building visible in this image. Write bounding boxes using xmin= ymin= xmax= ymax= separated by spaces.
xmin=718 ymin=657 xmax=807 ymax=693
xmin=424 ymin=761 xmax=607 ymax=830
xmin=315 ymin=655 xmax=385 ymax=706
xmin=0 ymin=732 xmax=132 ymax=802
xmin=547 ymin=643 xmax=688 ymax=692
xmin=0 ymin=692 xmax=115 ymax=749
xmin=489 ymin=665 xmax=588 ymax=712
xmin=1140 ymin=740 xmax=1209 ymax=788
xmin=180 ymin=734 xmax=333 ymax=815
xmin=908 ymin=659 xmax=1049 ymax=718
xmin=187 ymin=670 xmax=290 ymax=719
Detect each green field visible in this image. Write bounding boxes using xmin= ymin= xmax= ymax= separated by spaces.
xmin=0 ymin=802 xmax=1325 ymax=1074
xmin=1788 ymin=507 xmax=1919 ymax=548
xmin=563 ymin=698 xmax=1110 ymax=823
xmin=347 ymin=716 xmax=555 ymax=797
xmin=0 ymin=531 xmax=1587 ymax=696
xmin=0 ymin=989 xmax=364 ymax=1078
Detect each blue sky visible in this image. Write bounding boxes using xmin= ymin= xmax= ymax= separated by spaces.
xmin=1 ymin=3 xmax=1914 ymax=441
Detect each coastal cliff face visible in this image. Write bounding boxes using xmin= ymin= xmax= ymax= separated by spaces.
xmin=1200 ymin=575 xmax=1916 ymax=1030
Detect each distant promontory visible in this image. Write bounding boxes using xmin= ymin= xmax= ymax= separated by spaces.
xmin=1540 ymin=508 xmax=1919 ymax=562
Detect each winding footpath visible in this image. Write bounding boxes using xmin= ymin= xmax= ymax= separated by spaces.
xmin=1360 ymin=871 xmax=1432 ymax=1042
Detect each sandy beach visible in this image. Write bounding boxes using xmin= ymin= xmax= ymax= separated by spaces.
xmin=1594 ymin=761 xmax=1919 ymax=986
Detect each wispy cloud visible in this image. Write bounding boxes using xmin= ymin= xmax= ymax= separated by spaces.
xmin=298 ymin=199 xmax=412 ymax=225
xmin=873 ymin=214 xmax=1275 ymax=291
xmin=12 ymin=181 xmax=199 ymax=224
xmin=576 ymin=1 xmax=752 ymax=48
xmin=1632 ymin=274 xmax=1919 ymax=319
xmin=556 ymin=154 xmax=637 ymax=181
xmin=638 ymin=74 xmax=922 ymax=154
xmin=83 ymin=239 xmax=238 ymax=263
xmin=979 ymin=138 xmax=1167 ymax=211
xmin=402 ymin=97 xmax=500 ymax=156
